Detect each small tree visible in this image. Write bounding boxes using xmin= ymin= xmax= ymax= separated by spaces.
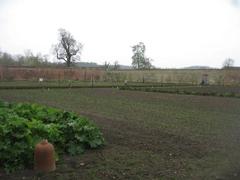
xmin=23 ymin=50 xmax=43 ymax=66
xmin=222 ymin=58 xmax=234 ymax=69
xmin=104 ymin=61 xmax=110 ymax=71
xmin=131 ymin=42 xmax=153 ymax=69
xmin=131 ymin=42 xmax=145 ymax=69
xmin=0 ymin=51 xmax=15 ymax=66
xmin=113 ymin=61 xmax=120 ymax=70
xmin=54 ymin=28 xmax=83 ymax=67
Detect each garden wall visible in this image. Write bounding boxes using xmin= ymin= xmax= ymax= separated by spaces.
xmin=105 ymin=69 xmax=240 ymax=85
xmin=0 ymin=66 xmax=104 ymax=81
xmin=0 ymin=66 xmax=240 ymax=85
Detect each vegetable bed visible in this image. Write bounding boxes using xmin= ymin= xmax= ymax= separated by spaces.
xmin=120 ymin=85 xmax=240 ymax=98
xmin=0 ymin=100 xmax=104 ymax=173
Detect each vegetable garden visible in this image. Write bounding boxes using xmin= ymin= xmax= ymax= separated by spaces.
xmin=120 ymin=85 xmax=240 ymax=98
xmin=1 ymin=87 xmax=240 ymax=179
xmin=0 ymin=101 xmax=104 ymax=173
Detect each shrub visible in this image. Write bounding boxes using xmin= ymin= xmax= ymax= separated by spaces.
xmin=0 ymin=101 xmax=104 ymax=173
xmin=224 ymin=92 xmax=235 ymax=97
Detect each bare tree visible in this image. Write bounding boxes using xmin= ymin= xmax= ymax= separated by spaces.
xmin=54 ymin=28 xmax=83 ymax=67
xmin=222 ymin=58 xmax=234 ymax=69
xmin=104 ymin=61 xmax=110 ymax=71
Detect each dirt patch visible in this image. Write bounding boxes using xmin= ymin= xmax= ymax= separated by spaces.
xmin=79 ymin=112 xmax=209 ymax=159
xmin=1 ymin=88 xmax=238 ymax=179
xmin=0 ymin=112 xmax=209 ymax=180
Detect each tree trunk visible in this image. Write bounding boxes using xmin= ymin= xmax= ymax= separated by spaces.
xmin=66 ymin=58 xmax=71 ymax=67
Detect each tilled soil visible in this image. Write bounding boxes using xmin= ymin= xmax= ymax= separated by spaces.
xmin=1 ymin=88 xmax=240 ymax=179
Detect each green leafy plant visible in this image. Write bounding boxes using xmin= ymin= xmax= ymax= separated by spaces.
xmin=0 ymin=100 xmax=104 ymax=173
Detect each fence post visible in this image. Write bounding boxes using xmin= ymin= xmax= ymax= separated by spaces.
xmin=91 ymin=74 xmax=93 ymax=88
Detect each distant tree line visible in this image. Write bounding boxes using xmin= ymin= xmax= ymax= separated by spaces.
xmin=1 ymin=29 xmax=155 ymax=69
xmin=0 ymin=49 xmax=120 ymax=69
xmin=0 ymin=49 xmax=67 ymax=67
xmin=103 ymin=61 xmax=120 ymax=71
xmin=2 ymin=28 xmax=236 ymax=69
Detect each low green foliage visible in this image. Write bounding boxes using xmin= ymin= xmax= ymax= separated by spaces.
xmin=0 ymin=101 xmax=104 ymax=173
xmin=120 ymin=85 xmax=240 ymax=98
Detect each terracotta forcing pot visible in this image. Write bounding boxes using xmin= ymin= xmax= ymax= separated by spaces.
xmin=34 ymin=140 xmax=56 ymax=172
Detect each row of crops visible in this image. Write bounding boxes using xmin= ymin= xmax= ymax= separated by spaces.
xmin=120 ymin=85 xmax=240 ymax=98
xmin=0 ymin=80 xmax=193 ymax=89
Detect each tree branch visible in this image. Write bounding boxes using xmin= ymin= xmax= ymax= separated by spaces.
xmin=56 ymin=51 xmax=67 ymax=62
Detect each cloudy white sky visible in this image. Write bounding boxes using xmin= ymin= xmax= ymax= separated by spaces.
xmin=0 ymin=0 xmax=240 ymax=68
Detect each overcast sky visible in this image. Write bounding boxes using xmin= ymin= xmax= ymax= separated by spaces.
xmin=0 ymin=0 xmax=240 ymax=68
